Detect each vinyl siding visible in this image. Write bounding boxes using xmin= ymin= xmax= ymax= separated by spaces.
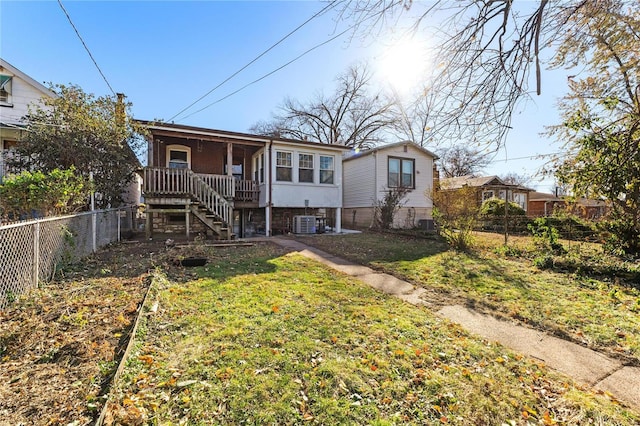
xmin=374 ymin=144 xmax=434 ymax=209
xmin=343 ymin=153 xmax=376 ymax=208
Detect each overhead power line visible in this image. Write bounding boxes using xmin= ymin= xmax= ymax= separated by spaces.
xmin=168 ymin=0 xmax=341 ymax=122
xmin=486 ymin=152 xmax=564 ymax=164
xmin=57 ymin=0 xmax=116 ymax=95
xmin=180 ymin=24 xmax=355 ymax=121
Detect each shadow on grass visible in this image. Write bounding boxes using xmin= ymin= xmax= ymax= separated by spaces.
xmin=163 ymin=242 xmax=288 ymax=282
xmin=297 ymin=231 xmax=450 ymax=264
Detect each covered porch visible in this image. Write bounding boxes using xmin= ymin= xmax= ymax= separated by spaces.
xmin=140 ymin=121 xmax=267 ymax=239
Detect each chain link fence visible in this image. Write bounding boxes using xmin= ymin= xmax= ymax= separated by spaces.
xmin=0 ymin=207 xmax=137 ymax=310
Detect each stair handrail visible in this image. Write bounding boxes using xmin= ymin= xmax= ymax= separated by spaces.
xmin=190 ymin=171 xmax=230 ymax=224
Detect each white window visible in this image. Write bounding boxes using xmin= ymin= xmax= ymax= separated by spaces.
xmin=166 ymin=144 xmax=191 ymax=169
xmin=276 ymin=151 xmax=292 ymax=182
xmin=0 ymin=75 xmax=12 ymax=104
xmin=513 ymin=193 xmax=527 ymax=210
xmin=388 ymin=157 xmax=414 ymax=188
xmin=319 ymin=155 xmax=334 ymax=184
xmin=298 ymin=153 xmax=314 ymax=183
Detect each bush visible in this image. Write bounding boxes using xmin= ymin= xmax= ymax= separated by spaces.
xmin=0 ymin=167 xmax=91 ymax=220
xmin=533 ymin=254 xmax=554 ymax=269
xmin=528 ymin=217 xmax=566 ymax=255
xmin=373 ymin=186 xmax=409 ymax=230
xmin=480 ymin=198 xmax=526 ymax=216
xmin=432 ymin=186 xmax=480 ymax=251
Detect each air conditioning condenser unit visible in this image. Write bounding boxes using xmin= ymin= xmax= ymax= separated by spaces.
xmin=293 ymin=215 xmax=316 ymax=234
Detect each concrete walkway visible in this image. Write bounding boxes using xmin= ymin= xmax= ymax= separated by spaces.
xmin=271 ymin=237 xmax=640 ymax=412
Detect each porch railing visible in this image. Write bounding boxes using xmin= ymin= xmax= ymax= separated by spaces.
xmin=196 ymin=173 xmax=235 ymax=199
xmin=143 ymin=167 xmax=230 ymax=223
xmin=143 ymin=167 xmax=260 ymax=224
xmin=235 ymin=179 xmax=260 ymax=202
xmin=144 ymin=167 xmax=193 ymax=196
xmin=144 ymin=167 xmax=259 ymax=203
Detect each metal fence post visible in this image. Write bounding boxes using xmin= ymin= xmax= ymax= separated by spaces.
xmin=33 ymin=221 xmax=40 ymax=289
xmin=92 ymin=211 xmax=97 ymax=253
xmin=117 ymin=208 xmax=121 ymax=242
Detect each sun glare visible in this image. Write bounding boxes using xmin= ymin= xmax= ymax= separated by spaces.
xmin=378 ymin=36 xmax=431 ymax=95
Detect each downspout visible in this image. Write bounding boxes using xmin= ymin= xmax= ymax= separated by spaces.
xmin=372 ymin=151 xmax=378 ymax=228
xmin=267 ymin=139 xmax=273 ymax=236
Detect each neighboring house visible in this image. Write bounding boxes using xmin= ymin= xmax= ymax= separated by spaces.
xmin=140 ymin=121 xmax=349 ymax=239
xmin=439 ymin=175 xmax=532 ymax=213
xmin=342 ymin=141 xmax=438 ymax=229
xmin=528 ymin=191 xmax=608 ymax=219
xmin=0 ymin=58 xmax=58 ymax=178
xmin=528 ymin=191 xmax=565 ymax=217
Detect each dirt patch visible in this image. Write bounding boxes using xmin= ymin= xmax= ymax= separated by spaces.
xmin=0 ymin=238 xmax=174 ymax=425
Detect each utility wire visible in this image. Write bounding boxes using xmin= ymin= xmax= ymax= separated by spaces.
xmin=486 ymin=152 xmax=564 ymax=164
xmin=180 ymin=24 xmax=354 ymax=121
xmin=168 ymin=0 xmax=340 ymax=122
xmin=58 ymin=0 xmax=116 ymax=95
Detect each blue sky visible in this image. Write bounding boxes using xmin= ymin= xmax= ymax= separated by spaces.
xmin=1 ymin=1 xmax=571 ymax=191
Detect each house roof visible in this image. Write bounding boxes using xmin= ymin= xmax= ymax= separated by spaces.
xmin=440 ymin=175 xmax=533 ymax=192
xmin=528 ymin=191 xmax=607 ymax=207
xmin=529 ymin=191 xmax=563 ymax=202
xmin=137 ymin=120 xmax=352 ymax=151
xmin=0 ymin=58 xmax=58 ymax=99
xmin=343 ymin=141 xmax=439 ymax=162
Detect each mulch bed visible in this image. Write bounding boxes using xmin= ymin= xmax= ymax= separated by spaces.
xmin=0 ymin=239 xmax=172 ymax=425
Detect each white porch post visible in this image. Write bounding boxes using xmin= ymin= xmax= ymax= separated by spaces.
xmin=227 ymin=142 xmax=234 ymax=240
xmin=265 ymin=205 xmax=271 ymax=236
xmin=335 ymin=207 xmax=342 ymax=233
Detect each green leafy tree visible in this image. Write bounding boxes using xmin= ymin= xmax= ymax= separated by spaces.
xmin=549 ymin=2 xmax=640 ymax=253
xmin=0 ymin=167 xmax=90 ymax=220
xmin=9 ymin=84 xmax=143 ymax=209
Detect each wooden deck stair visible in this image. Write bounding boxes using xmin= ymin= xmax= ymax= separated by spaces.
xmin=191 ymin=205 xmax=234 ymax=240
xmin=190 ymin=172 xmax=234 ymax=239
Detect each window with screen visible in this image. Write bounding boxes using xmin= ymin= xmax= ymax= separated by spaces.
xmin=299 ymin=153 xmax=314 ymax=183
xmin=319 ymin=155 xmax=334 ymax=184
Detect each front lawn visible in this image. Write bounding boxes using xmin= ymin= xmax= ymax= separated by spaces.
xmin=107 ymin=243 xmax=637 ymax=424
xmin=297 ymin=232 xmax=640 ymax=362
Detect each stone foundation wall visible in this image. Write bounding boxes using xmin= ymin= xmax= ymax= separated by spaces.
xmin=150 ymin=212 xmax=208 ymax=236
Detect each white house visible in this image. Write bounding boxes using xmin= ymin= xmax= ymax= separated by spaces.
xmin=342 ymin=141 xmax=438 ymax=229
xmin=0 ymin=58 xmax=57 ymax=178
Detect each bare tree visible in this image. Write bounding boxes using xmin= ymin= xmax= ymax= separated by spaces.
xmin=250 ymin=64 xmax=396 ymax=149
xmin=337 ymin=1 xmax=603 ymax=149
xmin=437 ymin=145 xmax=491 ymax=178
xmin=389 ymin=84 xmax=440 ymax=147
xmin=501 ymin=172 xmax=531 ymax=186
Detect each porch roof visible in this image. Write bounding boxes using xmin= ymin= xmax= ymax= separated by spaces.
xmin=137 ymin=120 xmax=352 ymax=151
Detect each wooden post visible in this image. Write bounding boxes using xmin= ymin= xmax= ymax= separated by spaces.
xmin=227 ymin=143 xmax=233 ymax=176
xmin=504 ymin=188 xmax=509 ymax=245
xmin=185 ymin=207 xmax=190 ymax=239
xmin=146 ymin=209 xmax=152 ymax=240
